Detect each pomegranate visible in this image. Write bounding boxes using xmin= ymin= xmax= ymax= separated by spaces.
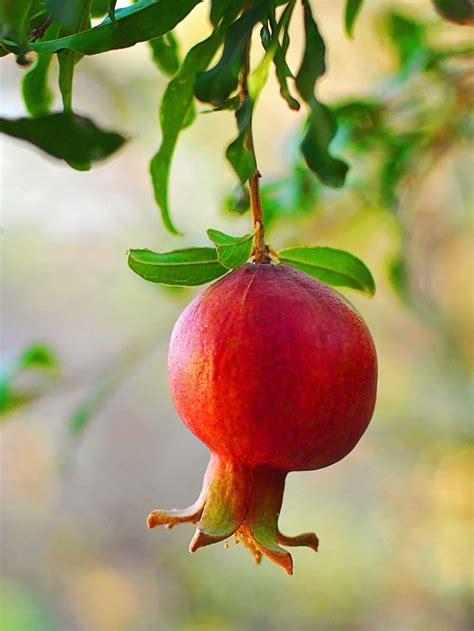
xmin=148 ymin=263 xmax=377 ymax=574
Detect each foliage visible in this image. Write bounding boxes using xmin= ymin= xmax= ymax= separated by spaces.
xmin=1 ymin=2 xmax=473 ymax=429
xmin=1 ymin=1 xmax=471 ymax=292
xmin=0 ymin=344 xmax=58 ymax=417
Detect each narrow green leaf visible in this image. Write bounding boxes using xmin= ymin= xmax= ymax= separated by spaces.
xmin=30 ymin=0 xmax=202 ymax=55
xmin=128 ymin=247 xmax=228 ymax=286
xmin=21 ymin=21 xmax=61 ymax=117
xmin=207 ymin=228 xmax=253 ymax=269
xmin=91 ymin=0 xmax=109 ymax=17
xmin=386 ymin=12 xmax=426 ymax=69
xmin=226 ymin=1 xmax=294 ymax=182
xmin=278 ymin=246 xmax=375 ymax=296
xmin=210 ymin=0 xmax=235 ymax=27
xmin=344 ymin=0 xmax=364 ymax=37
xmin=225 ymin=99 xmax=256 ymax=183
xmin=295 ymin=0 xmax=348 ymax=188
xmin=45 ymin=0 xmax=81 ymax=28
xmin=150 ymin=2 xmax=244 ymax=234
xmin=388 ymin=254 xmax=411 ymax=305
xmin=195 ymin=0 xmax=272 ymax=106
xmin=70 ymin=374 xmax=117 ymax=434
xmin=295 ymin=0 xmax=325 ymax=102
xmin=0 ymin=112 xmax=126 ymax=165
xmin=150 ymin=31 xmax=224 ymax=235
xmin=301 ymin=101 xmax=348 ymax=187
xmin=149 ymin=32 xmax=180 ymax=76
xmin=268 ymin=9 xmax=300 ymax=111
xmin=0 ymin=344 xmax=58 ymax=415
xmin=56 ymin=0 xmax=92 ymax=164
xmin=0 ymin=0 xmax=35 ymax=61
xmin=22 ymin=53 xmax=55 ymax=117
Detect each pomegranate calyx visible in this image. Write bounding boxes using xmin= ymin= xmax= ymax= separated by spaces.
xmin=147 ymin=455 xmax=318 ymax=574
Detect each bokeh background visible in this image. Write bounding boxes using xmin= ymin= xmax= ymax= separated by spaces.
xmin=1 ymin=1 xmax=473 ymax=629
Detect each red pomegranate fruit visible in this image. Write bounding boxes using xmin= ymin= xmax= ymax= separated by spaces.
xmin=148 ymin=263 xmax=377 ymax=574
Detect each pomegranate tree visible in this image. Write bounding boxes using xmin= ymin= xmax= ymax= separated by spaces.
xmin=0 ymin=0 xmax=468 ymax=578
xmin=146 ymin=263 xmax=377 ymax=573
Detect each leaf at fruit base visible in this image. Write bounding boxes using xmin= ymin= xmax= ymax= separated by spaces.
xmin=295 ymin=0 xmax=348 ymax=188
xmin=29 ymin=0 xmax=201 ymax=55
xmin=149 ymin=32 xmax=180 ymax=76
xmin=278 ymin=246 xmax=375 ymax=296
xmin=0 ymin=344 xmax=58 ymax=416
xmin=128 ymin=248 xmax=228 ymax=286
xmin=207 ymin=228 xmax=253 ymax=269
xmin=195 ymin=0 xmax=272 ymax=106
xmin=344 ymin=0 xmax=364 ymax=38
xmin=0 ymin=112 xmax=126 ymax=165
xmin=150 ymin=3 xmax=244 ymax=235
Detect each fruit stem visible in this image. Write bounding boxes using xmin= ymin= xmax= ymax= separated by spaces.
xmin=241 ymin=6 xmax=271 ymax=264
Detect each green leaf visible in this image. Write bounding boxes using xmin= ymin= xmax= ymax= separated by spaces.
xmin=45 ymin=0 xmax=82 ymax=28
xmin=278 ymin=246 xmax=375 ymax=296
xmin=268 ymin=9 xmax=300 ymax=111
xmin=226 ymin=1 xmax=294 ymax=182
xmin=301 ymin=101 xmax=348 ymax=188
xmin=388 ymin=253 xmax=411 ymax=305
xmin=70 ymin=374 xmax=118 ymax=434
xmin=29 ymin=0 xmax=201 ymax=55
xmin=22 ymin=52 xmax=55 ymax=117
xmin=0 ymin=112 xmax=126 ymax=165
xmin=295 ymin=0 xmax=348 ymax=188
xmin=150 ymin=3 xmax=244 ymax=234
xmin=195 ymin=0 xmax=272 ymax=106
xmin=91 ymin=0 xmax=109 ymax=17
xmin=295 ymin=0 xmax=325 ymax=101
xmin=21 ymin=22 xmax=61 ymax=117
xmin=386 ymin=12 xmax=426 ymax=69
xmin=225 ymin=98 xmax=256 ymax=182
xmin=128 ymin=247 xmax=228 ymax=286
xmin=149 ymin=31 xmax=180 ymax=76
xmin=0 ymin=344 xmax=58 ymax=415
xmin=344 ymin=0 xmax=364 ymax=37
xmin=207 ymin=228 xmax=253 ymax=269
xmin=0 ymin=0 xmax=36 ymax=61
xmin=57 ymin=1 xmax=92 ymax=115
xmin=210 ymin=0 xmax=235 ymax=27
xmin=150 ymin=32 xmax=224 ymax=235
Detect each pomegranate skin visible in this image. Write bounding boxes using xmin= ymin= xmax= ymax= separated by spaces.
xmin=168 ymin=263 xmax=377 ymax=472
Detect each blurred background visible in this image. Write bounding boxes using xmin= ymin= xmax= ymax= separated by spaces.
xmin=1 ymin=0 xmax=473 ymax=629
